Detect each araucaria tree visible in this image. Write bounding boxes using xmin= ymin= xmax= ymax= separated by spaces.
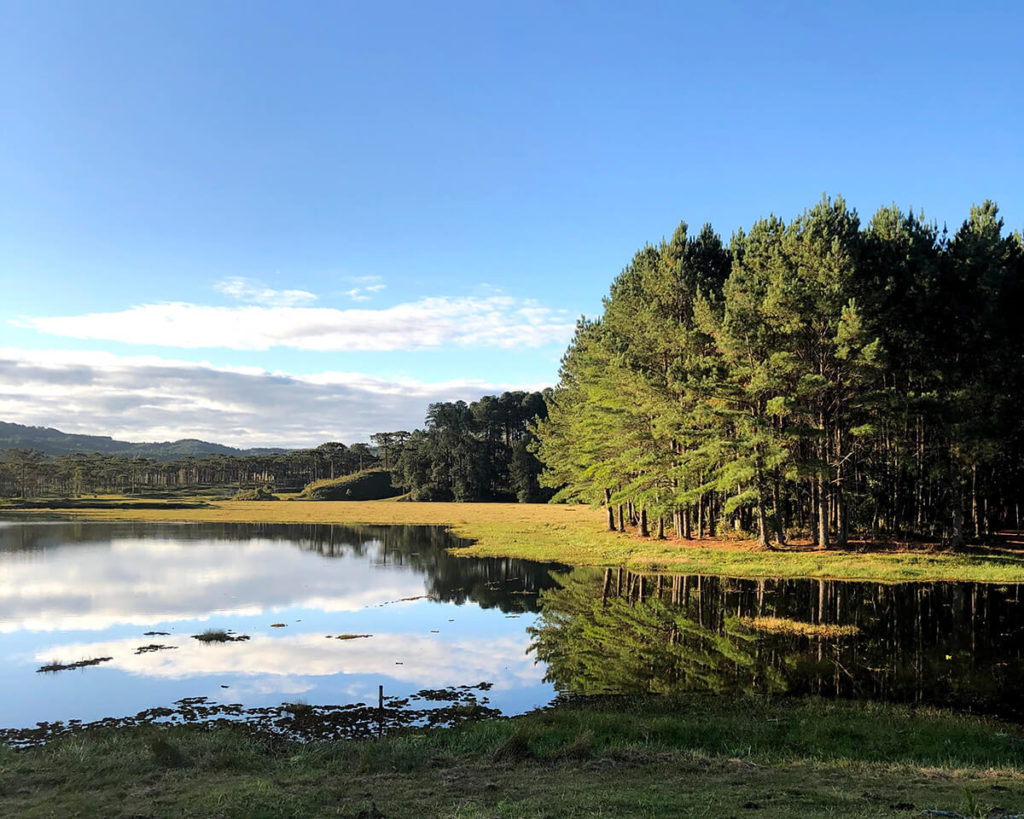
xmin=535 ymin=197 xmax=1024 ymax=549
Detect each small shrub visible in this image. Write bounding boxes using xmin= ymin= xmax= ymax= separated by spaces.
xmin=233 ymin=485 xmax=279 ymax=501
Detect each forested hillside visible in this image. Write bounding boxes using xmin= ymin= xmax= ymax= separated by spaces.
xmin=0 ymin=421 xmax=286 ymax=459
xmin=535 ymin=197 xmax=1024 ymax=549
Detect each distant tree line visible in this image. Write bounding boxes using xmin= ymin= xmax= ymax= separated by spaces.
xmin=0 ymin=391 xmax=551 ymax=503
xmin=0 ymin=442 xmax=380 ymax=498
xmin=535 ymin=197 xmax=1024 ymax=549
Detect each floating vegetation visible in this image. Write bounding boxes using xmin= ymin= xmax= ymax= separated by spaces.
xmin=270 ymin=623 xmax=286 ymax=628
xmin=143 ymin=631 xmax=170 ymax=636
xmin=373 ymin=594 xmax=437 ymax=608
xmin=134 ymin=644 xmax=177 ymax=655
xmin=0 ymin=683 xmax=500 ymax=749
xmin=36 ymin=657 xmax=113 ymax=673
xmin=192 ymin=629 xmax=250 ymax=643
xmin=739 ymin=616 xmax=860 ymax=638
xmin=416 ymin=683 xmax=493 ymax=701
xmin=334 ymin=633 xmax=372 ymax=640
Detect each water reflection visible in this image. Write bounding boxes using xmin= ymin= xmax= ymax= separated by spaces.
xmin=3 ymin=521 xmax=1022 ymax=734
xmin=530 ymin=568 xmax=1024 ymax=720
xmin=0 ymin=522 xmax=563 ymax=633
xmin=0 ymin=521 xmax=565 ymax=730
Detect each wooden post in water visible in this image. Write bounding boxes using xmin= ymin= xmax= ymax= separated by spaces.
xmin=378 ymin=684 xmax=384 ymax=738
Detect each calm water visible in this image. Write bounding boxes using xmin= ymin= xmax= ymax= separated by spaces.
xmin=1 ymin=521 xmax=1022 ymax=736
xmin=0 ymin=521 xmax=565 ymax=731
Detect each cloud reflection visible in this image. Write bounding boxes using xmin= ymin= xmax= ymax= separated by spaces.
xmin=33 ymin=631 xmax=543 ymax=690
xmin=0 ymin=537 xmax=425 ymax=633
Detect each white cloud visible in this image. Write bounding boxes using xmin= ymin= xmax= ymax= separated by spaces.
xmin=344 ymin=276 xmax=387 ymax=302
xmin=13 ymin=295 xmax=574 ymax=351
xmin=0 ymin=348 xmax=551 ymax=447
xmin=213 ymin=276 xmax=318 ymax=307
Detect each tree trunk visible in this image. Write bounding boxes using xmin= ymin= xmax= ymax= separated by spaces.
xmin=754 ymin=464 xmax=771 ymax=550
xmin=951 ymin=489 xmax=965 ymax=550
xmin=810 ymin=477 xmax=819 ymax=546
xmin=837 ymin=494 xmax=849 ymax=548
xmin=604 ymin=488 xmax=616 ymax=531
xmin=639 ymin=508 xmax=650 ymax=538
xmin=817 ymin=474 xmax=830 ymax=549
xmin=971 ymin=465 xmax=979 ymax=540
xmin=772 ymin=474 xmax=787 ymax=546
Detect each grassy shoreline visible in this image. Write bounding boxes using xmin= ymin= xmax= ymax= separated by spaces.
xmin=5 ymin=498 xmax=1024 ymax=583
xmin=2 ymin=696 xmax=1022 ymax=817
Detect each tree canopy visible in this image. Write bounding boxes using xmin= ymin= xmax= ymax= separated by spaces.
xmin=534 ymin=197 xmax=1024 ymax=548
xmin=393 ymin=391 xmax=551 ymax=502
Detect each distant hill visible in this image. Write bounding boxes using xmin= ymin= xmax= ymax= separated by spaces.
xmin=0 ymin=421 xmax=290 ymax=461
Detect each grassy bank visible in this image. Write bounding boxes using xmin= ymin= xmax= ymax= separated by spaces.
xmin=2 ymin=696 xmax=1022 ymax=817
xmin=8 ymin=498 xmax=1024 ymax=583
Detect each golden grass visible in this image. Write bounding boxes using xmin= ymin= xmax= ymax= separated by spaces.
xmin=12 ymin=499 xmax=1024 ymax=583
xmin=739 ymin=616 xmax=861 ymax=638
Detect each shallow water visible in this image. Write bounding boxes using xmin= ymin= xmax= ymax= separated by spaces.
xmin=1 ymin=521 xmax=1022 ymax=741
xmin=0 ymin=521 xmax=565 ymax=733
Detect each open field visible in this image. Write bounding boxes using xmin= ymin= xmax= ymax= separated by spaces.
xmin=5 ymin=498 xmax=1024 ymax=583
xmin=2 ymin=696 xmax=1022 ymax=818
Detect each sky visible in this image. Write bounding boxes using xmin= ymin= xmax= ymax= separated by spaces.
xmin=2 ymin=0 xmax=1022 ymax=448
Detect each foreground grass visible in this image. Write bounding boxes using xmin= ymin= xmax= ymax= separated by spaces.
xmin=1 ymin=697 xmax=1022 ymax=818
xmin=11 ymin=498 xmax=1024 ymax=583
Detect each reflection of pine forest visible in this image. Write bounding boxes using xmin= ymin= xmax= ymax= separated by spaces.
xmin=529 ymin=567 xmax=1024 ymax=719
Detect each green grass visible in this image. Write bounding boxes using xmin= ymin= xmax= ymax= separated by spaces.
xmin=1 ymin=696 xmax=1021 ymax=817
xmin=6 ymin=498 xmax=1024 ymax=582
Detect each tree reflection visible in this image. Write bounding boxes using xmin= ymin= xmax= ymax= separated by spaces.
xmin=0 ymin=521 xmax=567 ymax=614
xmin=529 ymin=568 xmax=785 ymax=695
xmin=530 ymin=567 xmax=1024 ymax=719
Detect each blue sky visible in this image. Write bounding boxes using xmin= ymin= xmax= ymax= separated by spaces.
xmin=2 ymin=0 xmax=1021 ymax=446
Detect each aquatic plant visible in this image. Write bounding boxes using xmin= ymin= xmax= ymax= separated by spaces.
xmin=191 ymin=629 xmax=249 ymax=643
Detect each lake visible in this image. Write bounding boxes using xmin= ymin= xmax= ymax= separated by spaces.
xmin=1 ymin=521 xmax=1021 ymax=744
